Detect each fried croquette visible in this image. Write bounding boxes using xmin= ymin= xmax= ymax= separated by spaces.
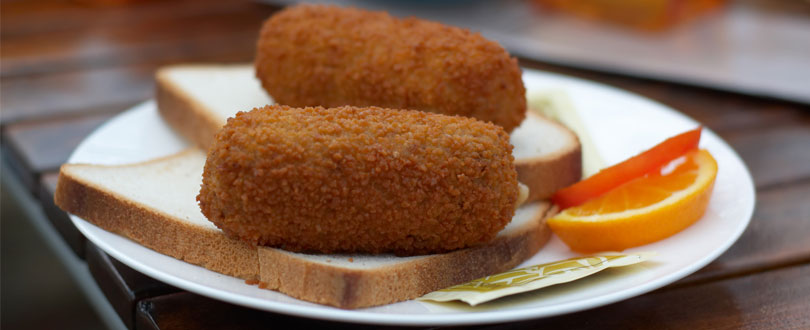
xmin=255 ymin=5 xmax=527 ymax=132
xmin=197 ymin=105 xmax=519 ymax=255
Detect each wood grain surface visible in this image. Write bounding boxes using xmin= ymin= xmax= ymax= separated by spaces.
xmin=675 ymin=181 xmax=810 ymax=286
xmin=2 ymin=0 xmax=809 ymax=329
xmin=135 ymin=292 xmax=398 ymax=330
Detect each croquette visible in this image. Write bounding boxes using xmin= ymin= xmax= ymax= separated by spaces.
xmin=255 ymin=5 xmax=527 ymax=132
xmin=197 ymin=105 xmax=519 ymax=255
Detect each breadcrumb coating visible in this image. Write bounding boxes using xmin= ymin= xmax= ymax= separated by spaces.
xmin=197 ymin=105 xmax=519 ymax=255
xmin=255 ymin=5 xmax=526 ymax=132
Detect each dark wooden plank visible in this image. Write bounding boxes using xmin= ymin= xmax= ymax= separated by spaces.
xmin=87 ymin=242 xmax=178 ymax=330
xmin=1 ymin=1 xmax=274 ymax=77
xmin=135 ymin=265 xmax=810 ymax=330
xmin=0 ymin=56 xmax=258 ymax=125
xmin=0 ymin=65 xmax=152 ymax=124
xmin=471 ymin=264 xmax=810 ymax=330
xmin=0 ymin=1 xmax=272 ymax=123
xmin=634 ymin=87 xmax=809 ymax=135
xmin=2 ymin=112 xmax=117 ymax=186
xmin=677 ymin=181 xmax=810 ymax=286
xmin=135 ymin=292 xmax=409 ymax=330
xmin=1 ymin=0 xmax=264 ymax=39
xmin=724 ymin=125 xmax=810 ymax=189
xmin=38 ymin=172 xmax=86 ymax=258
xmin=1 ymin=25 xmax=259 ymax=79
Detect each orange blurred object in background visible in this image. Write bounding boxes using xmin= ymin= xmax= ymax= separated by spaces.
xmin=534 ymin=0 xmax=727 ymax=31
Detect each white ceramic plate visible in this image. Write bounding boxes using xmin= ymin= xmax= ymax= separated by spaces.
xmin=68 ymin=68 xmax=754 ymax=326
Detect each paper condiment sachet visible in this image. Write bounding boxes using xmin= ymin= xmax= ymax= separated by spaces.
xmin=419 ymin=252 xmax=655 ymax=306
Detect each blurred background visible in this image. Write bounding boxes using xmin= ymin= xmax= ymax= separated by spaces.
xmin=1 ymin=0 xmax=808 ymax=329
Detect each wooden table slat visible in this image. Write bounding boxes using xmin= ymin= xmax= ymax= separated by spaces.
xmin=38 ymin=172 xmax=87 ymax=258
xmin=0 ymin=66 xmax=152 ymax=124
xmin=0 ymin=57 xmax=260 ymax=125
xmin=1 ymin=3 xmax=273 ymax=78
xmin=87 ymin=242 xmax=179 ymax=330
xmin=1 ymin=0 xmax=264 ymax=39
xmin=678 ymin=180 xmax=810 ymax=286
xmin=135 ymin=292 xmax=409 ymax=330
xmin=724 ymin=125 xmax=810 ymax=189
xmin=2 ymin=112 xmax=117 ymax=176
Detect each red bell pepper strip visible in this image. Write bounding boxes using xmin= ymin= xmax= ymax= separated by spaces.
xmin=552 ymin=126 xmax=703 ymax=209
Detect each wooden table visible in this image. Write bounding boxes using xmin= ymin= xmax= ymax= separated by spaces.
xmin=2 ymin=1 xmax=809 ymax=329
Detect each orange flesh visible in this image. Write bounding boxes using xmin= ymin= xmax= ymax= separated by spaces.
xmin=548 ymin=149 xmax=717 ymax=253
xmin=570 ymin=157 xmax=698 ymax=216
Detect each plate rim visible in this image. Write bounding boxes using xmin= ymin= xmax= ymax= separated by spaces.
xmin=67 ymin=68 xmax=755 ymax=326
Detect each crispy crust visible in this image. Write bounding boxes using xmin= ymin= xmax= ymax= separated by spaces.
xmin=258 ymin=202 xmax=551 ymax=309
xmin=255 ymin=5 xmax=526 ymax=132
xmin=516 ymin=114 xmax=582 ymax=202
xmin=156 ymin=67 xmax=225 ymax=150
xmin=199 ymin=105 xmax=519 ymax=255
xmin=54 ymin=155 xmax=259 ymax=280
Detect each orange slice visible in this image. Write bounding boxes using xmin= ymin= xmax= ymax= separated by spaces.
xmin=548 ymin=149 xmax=718 ymax=253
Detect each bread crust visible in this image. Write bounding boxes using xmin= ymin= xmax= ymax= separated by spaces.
xmin=516 ymin=113 xmax=582 ymax=202
xmin=258 ymin=202 xmax=551 ymax=309
xmin=156 ymin=67 xmax=225 ymax=150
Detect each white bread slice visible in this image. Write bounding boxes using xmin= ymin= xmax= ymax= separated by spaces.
xmin=155 ymin=65 xmax=272 ymax=150
xmin=155 ymin=64 xmax=581 ymax=202
xmin=55 ymin=149 xmax=259 ymax=280
xmin=54 ymin=149 xmax=552 ymax=309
